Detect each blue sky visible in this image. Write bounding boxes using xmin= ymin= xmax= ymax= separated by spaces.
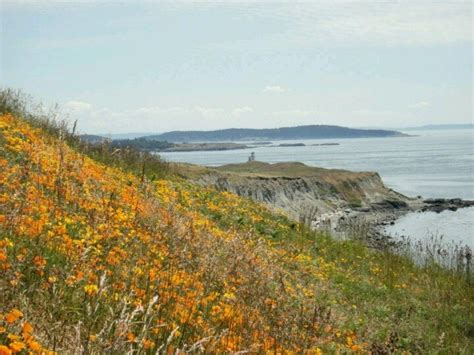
xmin=1 ymin=0 xmax=472 ymax=134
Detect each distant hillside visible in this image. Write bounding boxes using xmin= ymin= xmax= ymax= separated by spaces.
xmin=111 ymin=137 xmax=174 ymax=151
xmin=109 ymin=132 xmax=160 ymax=140
xmin=146 ymin=125 xmax=406 ymax=142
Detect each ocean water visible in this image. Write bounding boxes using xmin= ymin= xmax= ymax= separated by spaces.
xmin=384 ymin=206 xmax=474 ymax=249
xmin=159 ymin=129 xmax=474 ymax=247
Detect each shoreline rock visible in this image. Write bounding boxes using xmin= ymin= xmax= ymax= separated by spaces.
xmin=421 ymin=198 xmax=474 ymax=213
xmin=335 ymin=198 xmax=474 ymax=250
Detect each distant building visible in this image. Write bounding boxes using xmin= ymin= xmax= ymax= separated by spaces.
xmin=248 ymin=152 xmax=255 ymax=162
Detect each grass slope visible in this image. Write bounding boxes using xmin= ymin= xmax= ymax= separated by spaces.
xmin=0 ymin=113 xmax=473 ymax=353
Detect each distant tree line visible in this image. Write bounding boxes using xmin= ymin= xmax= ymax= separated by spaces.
xmin=110 ymin=137 xmax=174 ymax=151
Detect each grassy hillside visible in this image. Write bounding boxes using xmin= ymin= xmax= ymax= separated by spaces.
xmin=214 ymin=161 xmax=365 ymax=177
xmin=0 ymin=110 xmax=473 ymax=353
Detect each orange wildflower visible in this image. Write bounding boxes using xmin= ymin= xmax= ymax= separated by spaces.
xmin=5 ymin=309 xmax=23 ymax=324
xmin=142 ymin=339 xmax=155 ymax=350
xmin=22 ymin=322 xmax=33 ymax=335
xmin=126 ymin=332 xmax=136 ymax=343
xmin=33 ymin=256 xmax=46 ymax=268
xmin=8 ymin=341 xmax=25 ymax=353
xmin=27 ymin=340 xmax=42 ymax=352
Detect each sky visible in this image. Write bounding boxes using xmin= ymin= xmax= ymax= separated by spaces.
xmin=1 ymin=0 xmax=473 ymax=134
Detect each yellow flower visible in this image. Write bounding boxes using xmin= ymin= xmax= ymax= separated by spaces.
xmin=84 ymin=284 xmax=99 ymax=296
xmin=223 ymin=292 xmax=236 ymax=300
xmin=7 ymin=334 xmax=20 ymax=342
xmin=48 ymin=276 xmax=57 ymax=284
xmin=346 ymin=336 xmax=353 ymax=346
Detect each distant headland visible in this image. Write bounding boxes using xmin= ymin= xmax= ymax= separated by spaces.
xmin=139 ymin=125 xmax=408 ymax=143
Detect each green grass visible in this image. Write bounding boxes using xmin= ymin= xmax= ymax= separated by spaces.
xmin=308 ymin=232 xmax=474 ymax=353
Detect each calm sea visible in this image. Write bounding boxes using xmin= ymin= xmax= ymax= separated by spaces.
xmin=160 ymin=129 xmax=474 ymax=247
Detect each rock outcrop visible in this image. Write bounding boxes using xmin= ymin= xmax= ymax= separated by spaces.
xmin=178 ymin=161 xmax=410 ymax=221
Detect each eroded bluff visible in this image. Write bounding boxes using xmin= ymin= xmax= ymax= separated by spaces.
xmin=177 ymin=161 xmax=408 ymax=220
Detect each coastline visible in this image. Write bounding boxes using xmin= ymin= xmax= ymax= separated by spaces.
xmin=175 ymin=159 xmax=474 ymax=250
xmin=334 ymin=198 xmax=474 ymax=250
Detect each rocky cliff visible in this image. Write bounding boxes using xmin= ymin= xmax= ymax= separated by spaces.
xmin=176 ymin=161 xmax=409 ymax=221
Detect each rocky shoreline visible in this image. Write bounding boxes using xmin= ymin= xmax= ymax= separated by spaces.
xmin=176 ymin=160 xmax=473 ymax=250
xmin=330 ymin=198 xmax=474 ymax=249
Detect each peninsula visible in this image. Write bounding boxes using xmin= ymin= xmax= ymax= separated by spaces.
xmin=144 ymin=124 xmax=407 ymax=142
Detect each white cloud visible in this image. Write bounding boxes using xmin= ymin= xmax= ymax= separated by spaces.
xmin=411 ymin=101 xmax=430 ymax=109
xmin=69 ymin=103 xmax=246 ymax=133
xmin=64 ymin=100 xmax=92 ymax=112
xmin=272 ymin=109 xmax=318 ymax=117
xmin=232 ymin=106 xmax=253 ymax=117
xmin=263 ymin=85 xmax=286 ymax=93
xmin=353 ymin=109 xmax=395 ymax=116
xmin=292 ymin=2 xmax=471 ymax=47
xmin=132 ymin=105 xmax=252 ymax=120
xmin=352 ymin=108 xmax=416 ymax=123
xmin=134 ymin=106 xmax=189 ymax=116
xmin=206 ymin=1 xmax=471 ymax=51
xmin=194 ymin=106 xmax=224 ymax=118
